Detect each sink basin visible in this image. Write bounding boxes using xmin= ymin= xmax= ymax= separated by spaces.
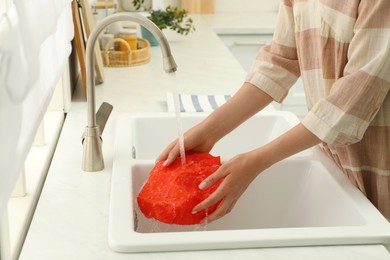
xmin=109 ymin=112 xmax=390 ymax=253
xmin=129 ymin=111 xmax=310 ymax=160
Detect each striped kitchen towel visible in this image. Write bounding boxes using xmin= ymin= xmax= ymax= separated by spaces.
xmin=167 ymin=93 xmax=232 ymax=112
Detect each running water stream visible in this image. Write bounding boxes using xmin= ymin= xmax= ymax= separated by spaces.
xmin=168 ymin=72 xmax=208 ymax=231
xmin=169 ymin=72 xmax=186 ymax=165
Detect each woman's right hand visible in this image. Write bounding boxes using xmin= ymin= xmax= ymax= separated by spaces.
xmin=156 ymin=122 xmax=216 ymax=166
xmin=157 ymin=83 xmax=274 ymax=166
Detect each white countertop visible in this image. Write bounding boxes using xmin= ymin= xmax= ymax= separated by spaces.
xmin=19 ymin=14 xmax=390 ymax=260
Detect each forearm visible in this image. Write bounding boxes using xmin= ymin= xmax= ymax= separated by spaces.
xmin=249 ymin=123 xmax=321 ymax=171
xmin=202 ymin=82 xmax=273 ymax=144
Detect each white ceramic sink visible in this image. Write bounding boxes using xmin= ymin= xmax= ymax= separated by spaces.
xmin=109 ymin=112 xmax=390 ymax=253
xmin=129 ymin=111 xmax=310 ymax=160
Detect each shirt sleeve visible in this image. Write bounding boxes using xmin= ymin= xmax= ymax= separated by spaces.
xmin=245 ymin=0 xmax=301 ymax=103
xmin=302 ymin=0 xmax=390 ymax=146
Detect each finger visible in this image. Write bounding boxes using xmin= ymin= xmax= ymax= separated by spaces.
xmin=203 ymin=204 xmax=226 ymax=224
xmin=192 ymin=186 xmax=225 ymax=214
xmin=198 ymin=165 xmax=229 ymax=190
xmin=156 ymin=140 xmax=176 ymax=161
xmin=163 ymin=148 xmax=180 ymax=166
xmin=202 ymin=199 xmax=235 ymax=224
xmin=156 ymin=141 xmax=179 ymax=166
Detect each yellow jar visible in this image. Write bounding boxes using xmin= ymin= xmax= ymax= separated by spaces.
xmin=117 ymin=28 xmax=138 ymax=51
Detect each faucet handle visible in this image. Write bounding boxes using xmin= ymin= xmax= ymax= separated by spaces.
xmin=96 ymin=102 xmax=113 ymax=135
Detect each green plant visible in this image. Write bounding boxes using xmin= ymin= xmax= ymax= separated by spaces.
xmin=132 ymin=0 xmax=195 ymax=35
xmin=132 ymin=0 xmax=145 ymax=10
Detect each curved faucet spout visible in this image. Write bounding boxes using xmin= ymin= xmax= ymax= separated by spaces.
xmin=86 ymin=12 xmax=177 ymax=128
xmin=82 ymin=12 xmax=178 ymax=172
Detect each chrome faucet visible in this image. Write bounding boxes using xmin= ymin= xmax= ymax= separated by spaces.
xmin=82 ymin=12 xmax=177 ymax=172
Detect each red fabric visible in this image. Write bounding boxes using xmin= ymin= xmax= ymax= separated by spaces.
xmin=137 ymin=153 xmax=222 ymax=225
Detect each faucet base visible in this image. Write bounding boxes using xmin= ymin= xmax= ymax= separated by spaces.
xmin=82 ymin=127 xmax=104 ymax=172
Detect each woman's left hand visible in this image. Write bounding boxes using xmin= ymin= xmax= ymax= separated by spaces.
xmin=192 ymin=151 xmax=265 ymax=223
xmin=192 ymin=122 xmax=322 ymax=224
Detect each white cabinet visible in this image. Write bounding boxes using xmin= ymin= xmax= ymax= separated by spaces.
xmin=218 ymin=33 xmax=307 ymax=119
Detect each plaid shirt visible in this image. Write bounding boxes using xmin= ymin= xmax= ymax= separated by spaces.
xmin=246 ymin=0 xmax=390 ymax=218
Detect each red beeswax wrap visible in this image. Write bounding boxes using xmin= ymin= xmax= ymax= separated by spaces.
xmin=137 ymin=153 xmax=223 ymax=225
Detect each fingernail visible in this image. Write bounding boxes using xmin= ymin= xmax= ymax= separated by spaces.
xmin=192 ymin=209 xmax=198 ymax=214
xmin=198 ymin=181 xmax=207 ymax=190
xmin=162 ymin=160 xmax=168 ymax=167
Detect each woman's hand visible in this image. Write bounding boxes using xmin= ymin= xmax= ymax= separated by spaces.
xmin=156 ymin=122 xmax=216 ymax=166
xmin=192 ymin=151 xmax=266 ymax=223
xmin=157 ymin=83 xmax=274 ymax=166
xmin=192 ymin=122 xmax=322 ymax=224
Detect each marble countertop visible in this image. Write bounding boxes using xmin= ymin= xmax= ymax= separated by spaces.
xmin=19 ymin=14 xmax=390 ymax=260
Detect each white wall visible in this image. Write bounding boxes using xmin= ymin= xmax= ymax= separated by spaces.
xmin=215 ymin=0 xmax=279 ymax=12
xmin=118 ymin=0 xmax=279 ymax=13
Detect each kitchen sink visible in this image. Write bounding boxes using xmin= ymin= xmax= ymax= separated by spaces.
xmin=129 ymin=111 xmax=310 ymax=160
xmin=109 ymin=112 xmax=390 ymax=252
